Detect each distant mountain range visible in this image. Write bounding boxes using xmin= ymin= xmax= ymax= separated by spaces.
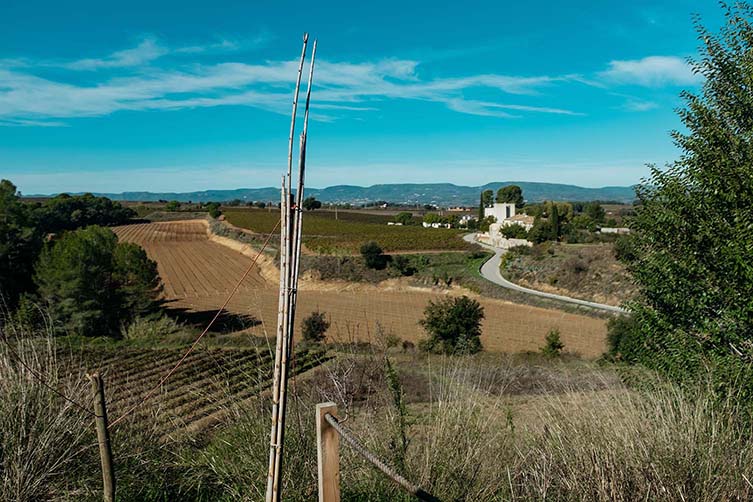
xmin=35 ymin=182 xmax=637 ymax=206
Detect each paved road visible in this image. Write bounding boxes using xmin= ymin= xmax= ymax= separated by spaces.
xmin=463 ymin=234 xmax=627 ymax=314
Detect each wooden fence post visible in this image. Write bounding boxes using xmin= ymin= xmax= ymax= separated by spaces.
xmin=89 ymin=373 xmax=115 ymax=502
xmin=317 ymin=402 xmax=340 ymax=502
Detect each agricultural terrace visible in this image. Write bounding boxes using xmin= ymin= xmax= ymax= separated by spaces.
xmin=114 ymin=220 xmax=608 ymax=357
xmin=60 ymin=344 xmax=325 ymax=436
xmin=223 ymin=208 xmax=473 ymax=253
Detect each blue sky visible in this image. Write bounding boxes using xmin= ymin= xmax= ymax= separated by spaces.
xmin=0 ymin=0 xmax=723 ymax=194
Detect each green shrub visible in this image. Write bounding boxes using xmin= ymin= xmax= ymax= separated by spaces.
xmin=122 ymin=315 xmax=184 ymax=340
xmin=500 ymin=223 xmax=528 ymax=239
xmin=360 ymin=241 xmax=387 ymax=270
xmin=419 ymin=295 xmax=484 ymax=354
xmin=302 ymin=310 xmax=330 ymax=344
xmin=541 ymin=328 xmax=564 ymax=357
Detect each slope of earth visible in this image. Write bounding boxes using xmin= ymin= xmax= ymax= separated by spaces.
xmin=501 ymin=242 xmax=637 ymax=307
xmin=114 ymin=221 xmax=609 ymax=357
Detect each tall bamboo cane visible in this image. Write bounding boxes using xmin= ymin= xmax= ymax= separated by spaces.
xmin=265 ymin=32 xmax=309 ymax=502
xmin=288 ymin=39 xmax=318 ymax=358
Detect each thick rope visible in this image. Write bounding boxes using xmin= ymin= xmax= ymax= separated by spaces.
xmin=324 ymin=413 xmax=441 ymax=502
xmin=108 ymin=218 xmax=280 ymax=429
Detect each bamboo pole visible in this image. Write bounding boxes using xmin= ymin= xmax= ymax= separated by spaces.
xmin=289 ymin=40 xmax=318 ymax=351
xmin=266 ymin=32 xmax=309 ymax=502
xmin=266 ymin=177 xmax=289 ymax=501
xmin=89 ymin=373 xmax=115 ymax=502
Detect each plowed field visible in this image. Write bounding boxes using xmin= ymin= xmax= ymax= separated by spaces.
xmin=114 ymin=221 xmax=608 ymax=357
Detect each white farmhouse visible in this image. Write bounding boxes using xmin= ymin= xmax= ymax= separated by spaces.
xmin=484 ymin=202 xmax=517 ymax=222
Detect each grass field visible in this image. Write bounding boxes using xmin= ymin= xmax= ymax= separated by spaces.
xmin=114 ymin=220 xmax=609 ymax=357
xmin=223 ymin=208 xmax=473 ymax=253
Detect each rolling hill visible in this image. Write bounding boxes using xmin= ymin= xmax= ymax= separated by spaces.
xmin=34 ymin=181 xmax=637 ymax=206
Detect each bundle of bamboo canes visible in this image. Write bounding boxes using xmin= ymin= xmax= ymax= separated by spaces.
xmin=265 ymin=33 xmax=318 ymax=502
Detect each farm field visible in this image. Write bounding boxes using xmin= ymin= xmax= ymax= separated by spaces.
xmin=114 ymin=220 xmax=608 ymax=357
xmin=223 ymin=208 xmax=474 ymax=253
xmin=60 ymin=344 xmax=325 ymax=436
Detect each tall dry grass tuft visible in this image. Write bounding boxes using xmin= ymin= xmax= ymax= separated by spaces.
xmin=0 ymin=316 xmax=91 ymax=502
xmin=515 ymin=382 xmax=753 ymax=501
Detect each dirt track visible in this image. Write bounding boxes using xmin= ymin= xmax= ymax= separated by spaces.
xmin=114 ymin=221 xmax=608 ymax=357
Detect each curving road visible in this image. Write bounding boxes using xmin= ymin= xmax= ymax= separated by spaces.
xmin=463 ymin=234 xmax=627 ymax=314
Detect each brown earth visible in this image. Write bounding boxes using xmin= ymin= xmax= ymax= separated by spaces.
xmin=114 ymin=221 xmax=608 ymax=358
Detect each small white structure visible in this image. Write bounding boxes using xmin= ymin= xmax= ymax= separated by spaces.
xmin=484 ymin=203 xmax=516 ymax=222
xmin=599 ymin=227 xmax=630 ymax=234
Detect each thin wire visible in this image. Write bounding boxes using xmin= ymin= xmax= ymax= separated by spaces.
xmin=108 ymin=218 xmax=281 ymax=429
xmin=0 ymin=332 xmax=95 ymax=417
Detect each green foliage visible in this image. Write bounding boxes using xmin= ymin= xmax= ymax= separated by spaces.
xmin=391 ymin=255 xmax=417 ymax=276
xmin=419 ymin=295 xmax=484 ymax=354
xmin=500 ymin=223 xmax=529 ymax=239
xmin=360 ymin=241 xmax=387 ymax=270
xmin=224 ymin=209 xmax=472 ymax=254
xmin=528 ymin=218 xmax=553 ymax=244
xmin=613 ymin=235 xmax=638 ymax=262
xmin=422 ymin=212 xmax=443 ymax=224
xmin=122 ymin=315 xmax=184 ymax=341
xmin=541 ymin=328 xmax=565 ymax=357
xmin=0 ymin=180 xmax=42 ymax=306
xmin=622 ymin=4 xmax=753 ymax=399
xmin=584 ymin=202 xmax=606 ymax=223
xmin=301 ymin=310 xmax=330 ymax=343
xmin=571 ymin=214 xmax=596 ymax=231
xmin=205 ymin=202 xmax=222 ymax=218
xmin=477 ymin=215 xmax=496 ymax=232
xmin=35 ymin=192 xmax=136 ymax=233
xmin=479 ymin=189 xmax=494 ymax=220
xmin=165 ymin=200 xmax=181 ymax=212
xmin=302 ymin=196 xmax=322 ymax=211
xmin=394 ymin=211 xmax=414 ymax=225
xmin=496 ymin=184 xmax=524 ymax=207
xmin=34 ymin=226 xmax=161 ymax=337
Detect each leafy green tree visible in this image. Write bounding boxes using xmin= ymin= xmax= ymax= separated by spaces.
xmin=615 ymin=4 xmax=753 ymax=396
xmin=301 ymin=310 xmax=330 ymax=343
xmin=34 ymin=226 xmax=160 ymax=337
xmin=528 ymin=218 xmax=553 ymax=244
xmin=422 ymin=213 xmax=443 ymax=225
xmin=500 ymin=223 xmax=529 ymax=239
xmin=165 ymin=200 xmax=181 ymax=212
xmin=302 ymin=196 xmax=322 ymax=211
xmin=360 ymin=241 xmax=387 ymax=270
xmin=0 ymin=180 xmax=42 ymax=306
xmin=585 ymin=202 xmax=606 ymax=224
xmin=419 ymin=295 xmax=484 ymax=354
xmin=35 ymin=193 xmax=135 ymax=233
xmin=395 ymin=212 xmax=413 ymax=225
xmin=496 ymin=185 xmax=524 ymax=207
xmin=205 ymin=202 xmax=222 ymax=218
xmin=571 ymin=214 xmax=596 ymax=231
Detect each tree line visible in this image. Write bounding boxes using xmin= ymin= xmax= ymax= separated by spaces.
xmin=1 ymin=181 xmax=160 ymax=337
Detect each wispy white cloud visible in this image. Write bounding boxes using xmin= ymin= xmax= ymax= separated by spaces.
xmin=599 ymin=55 xmax=701 ymax=86
xmin=65 ymin=38 xmax=168 ymax=70
xmin=0 ymin=38 xmax=584 ymax=125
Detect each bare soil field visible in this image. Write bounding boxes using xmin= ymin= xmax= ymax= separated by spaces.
xmin=115 ymin=221 xmax=608 ymax=357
